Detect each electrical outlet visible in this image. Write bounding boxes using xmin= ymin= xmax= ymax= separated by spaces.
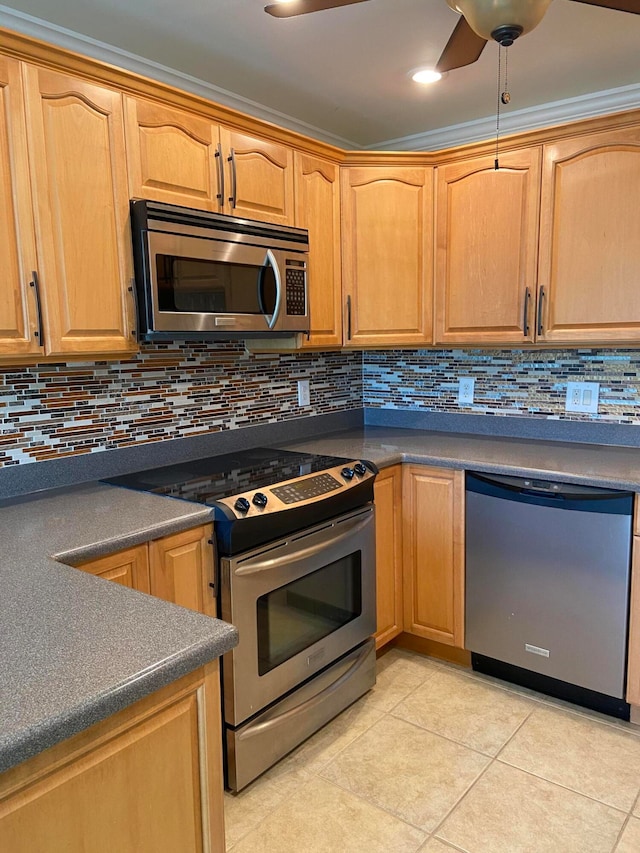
xmin=565 ymin=381 xmax=599 ymax=414
xmin=458 ymin=377 xmax=475 ymax=405
xmin=297 ymin=379 xmax=310 ymax=407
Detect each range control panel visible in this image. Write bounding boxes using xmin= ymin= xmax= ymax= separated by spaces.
xmin=218 ymin=460 xmax=374 ymax=519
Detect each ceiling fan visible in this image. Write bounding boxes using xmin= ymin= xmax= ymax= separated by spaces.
xmin=264 ymin=0 xmax=640 ymax=74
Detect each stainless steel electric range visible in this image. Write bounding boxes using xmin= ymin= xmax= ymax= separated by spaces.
xmin=107 ymin=447 xmax=378 ymax=790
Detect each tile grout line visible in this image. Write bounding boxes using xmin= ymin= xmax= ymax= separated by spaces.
xmin=425 ymin=702 xmax=538 ymax=845
xmin=310 ymin=772 xmax=431 ymax=845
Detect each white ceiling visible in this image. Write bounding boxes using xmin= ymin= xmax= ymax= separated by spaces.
xmin=1 ymin=0 xmax=640 ymax=149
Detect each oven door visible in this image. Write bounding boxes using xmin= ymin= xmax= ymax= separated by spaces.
xmin=147 ymin=230 xmax=285 ymax=333
xmin=220 ymin=505 xmax=376 ymax=727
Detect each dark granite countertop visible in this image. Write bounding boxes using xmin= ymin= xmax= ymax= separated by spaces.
xmin=0 ymin=483 xmax=237 ymax=774
xmin=280 ymin=425 xmax=640 ymax=491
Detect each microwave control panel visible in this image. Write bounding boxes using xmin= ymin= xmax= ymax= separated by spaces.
xmin=285 ymin=265 xmax=307 ymax=316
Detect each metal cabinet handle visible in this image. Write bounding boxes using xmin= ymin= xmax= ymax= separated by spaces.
xmin=346 ymin=294 xmax=352 ymax=341
xmin=227 ymin=147 xmax=237 ymax=208
xmin=29 ymin=270 xmax=45 ymax=349
xmin=215 ymin=142 xmax=225 ymax=205
xmin=537 ymin=285 xmax=545 ymax=337
xmin=523 ymin=287 xmax=530 ymax=337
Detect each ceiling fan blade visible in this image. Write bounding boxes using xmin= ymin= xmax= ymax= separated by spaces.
xmin=568 ymin=0 xmax=640 ymax=13
xmin=435 ymin=16 xmax=488 ymax=73
xmin=265 ymin=0 xmax=369 ymax=18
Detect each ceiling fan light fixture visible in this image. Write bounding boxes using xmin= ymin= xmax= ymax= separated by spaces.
xmin=446 ymin=0 xmax=553 ymax=43
xmin=411 ymin=67 xmax=444 ymax=84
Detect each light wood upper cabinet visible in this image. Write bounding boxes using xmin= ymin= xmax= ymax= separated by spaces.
xmin=402 ymin=465 xmax=465 ymax=648
xmin=435 ymin=149 xmax=542 ymax=346
xmin=341 ymin=166 xmax=433 ymax=346
xmin=0 ymin=56 xmax=41 ymax=357
xmin=149 ymin=525 xmax=216 ymax=617
xmin=373 ymin=464 xmax=403 ymax=649
xmin=537 ymin=127 xmax=640 ymax=344
xmin=125 ymin=97 xmax=221 ymax=210
xmin=294 ymin=152 xmax=342 ymax=348
xmin=124 ymin=99 xmax=294 ymax=225
xmin=22 ymin=64 xmax=135 ymax=357
xmin=219 ymin=127 xmax=294 ymax=225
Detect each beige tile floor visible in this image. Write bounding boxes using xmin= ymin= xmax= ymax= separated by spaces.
xmin=224 ymin=648 xmax=640 ymax=852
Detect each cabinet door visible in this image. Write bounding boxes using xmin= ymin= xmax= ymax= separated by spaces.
xmin=125 ymin=96 xmax=222 ymax=211
xmin=149 ymin=524 xmax=216 ymax=617
xmin=435 ymin=149 xmax=541 ymax=345
xmin=295 ymin=152 xmax=342 ymax=348
xmin=0 ymin=56 xmax=41 ymax=357
xmin=538 ymin=127 xmax=640 ymax=344
xmin=0 ymin=664 xmax=225 ymax=853
xmin=75 ymin=545 xmax=151 ymax=593
xmin=373 ymin=465 xmax=403 ymax=649
xmin=23 ymin=64 xmax=135 ymax=357
xmin=341 ymin=166 xmax=433 ymax=346
xmin=402 ymin=465 xmax=464 ymax=648
xmin=219 ymin=127 xmax=294 ymax=225
xmin=627 ymin=528 xmax=640 ymax=707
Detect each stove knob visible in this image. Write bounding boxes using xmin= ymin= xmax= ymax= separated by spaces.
xmin=234 ymin=497 xmax=250 ymax=514
xmin=252 ymin=492 xmax=268 ymax=508
xmin=340 ymin=467 xmax=355 ymax=481
xmin=354 ymin=462 xmax=367 ymax=477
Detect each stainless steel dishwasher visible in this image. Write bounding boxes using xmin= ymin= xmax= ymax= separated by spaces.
xmin=465 ymin=471 xmax=633 ymax=718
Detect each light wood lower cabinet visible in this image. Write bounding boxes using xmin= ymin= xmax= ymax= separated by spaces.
xmin=402 ymin=465 xmax=465 ymax=648
xmin=627 ymin=503 xmax=640 ymax=707
xmin=75 ymin=524 xmax=215 ymax=616
xmin=75 ymin=544 xmax=151 ymax=593
xmin=149 ymin=526 xmax=216 ymax=618
xmin=0 ymin=662 xmax=224 ymax=853
xmin=373 ymin=465 xmax=403 ymax=648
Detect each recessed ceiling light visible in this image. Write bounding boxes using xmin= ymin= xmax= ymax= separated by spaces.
xmin=411 ymin=68 xmax=443 ymax=84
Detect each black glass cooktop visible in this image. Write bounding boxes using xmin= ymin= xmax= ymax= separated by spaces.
xmin=105 ymin=447 xmax=351 ymax=505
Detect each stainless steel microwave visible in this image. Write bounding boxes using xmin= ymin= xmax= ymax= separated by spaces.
xmin=130 ymin=199 xmax=310 ymax=340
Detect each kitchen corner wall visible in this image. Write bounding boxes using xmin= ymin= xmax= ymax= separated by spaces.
xmin=363 ymin=349 xmax=640 ymax=424
xmin=0 ymin=343 xmax=362 ymax=467
xmin=4 ymin=345 xmax=640 ymax=469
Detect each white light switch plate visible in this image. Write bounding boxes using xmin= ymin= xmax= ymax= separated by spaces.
xmin=565 ymin=381 xmax=599 ymax=414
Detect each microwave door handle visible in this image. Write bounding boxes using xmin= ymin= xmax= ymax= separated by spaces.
xmin=265 ymin=249 xmax=282 ymax=329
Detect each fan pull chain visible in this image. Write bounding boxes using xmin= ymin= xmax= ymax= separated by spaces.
xmin=495 ymin=45 xmax=511 ymax=171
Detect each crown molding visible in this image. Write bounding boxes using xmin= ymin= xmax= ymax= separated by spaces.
xmin=0 ymin=5 xmax=358 ymax=150
xmin=370 ymin=83 xmax=640 ymax=151
xmin=2 ymin=5 xmax=639 ymax=155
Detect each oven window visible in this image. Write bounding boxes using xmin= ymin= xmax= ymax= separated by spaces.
xmin=256 ymin=554 xmax=362 ymax=676
xmin=156 ymin=255 xmax=276 ymax=314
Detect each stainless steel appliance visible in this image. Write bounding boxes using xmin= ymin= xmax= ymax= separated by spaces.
xmin=107 ymin=448 xmax=377 ymax=790
xmin=130 ymin=199 xmax=309 ymax=339
xmin=465 ymin=471 xmax=633 ymax=718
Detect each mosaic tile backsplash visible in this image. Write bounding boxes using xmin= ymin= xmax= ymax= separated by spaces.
xmin=0 ymin=343 xmax=362 ymax=467
xmin=363 ymin=349 xmax=640 ymax=424
xmin=4 ymin=345 xmax=640 ymax=468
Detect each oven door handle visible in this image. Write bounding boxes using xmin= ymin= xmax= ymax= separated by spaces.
xmin=233 ymin=510 xmax=373 ymax=576
xmin=233 ymin=639 xmax=373 ymax=742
